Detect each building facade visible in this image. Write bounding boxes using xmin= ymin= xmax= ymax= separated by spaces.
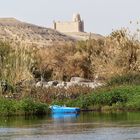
xmin=53 ymin=14 xmax=84 ymax=33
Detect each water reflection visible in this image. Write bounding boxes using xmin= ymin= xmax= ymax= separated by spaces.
xmin=51 ymin=113 xmax=79 ymax=120
xmin=0 ymin=112 xmax=140 ymax=140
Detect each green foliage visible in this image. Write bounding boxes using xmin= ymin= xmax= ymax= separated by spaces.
xmin=60 ymin=85 xmax=140 ymax=111
xmin=0 ymin=98 xmax=17 ymax=116
xmin=108 ymin=73 xmax=140 ymax=86
xmin=20 ymin=98 xmax=48 ymax=115
xmin=65 ymin=95 xmax=92 ymax=109
xmin=91 ymin=88 xmax=129 ymax=106
xmin=0 ymin=98 xmax=48 ymax=116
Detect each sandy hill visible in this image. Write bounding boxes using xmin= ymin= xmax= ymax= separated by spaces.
xmin=64 ymin=32 xmax=104 ymax=41
xmin=0 ymin=18 xmax=103 ymax=47
xmin=0 ymin=18 xmax=75 ymax=47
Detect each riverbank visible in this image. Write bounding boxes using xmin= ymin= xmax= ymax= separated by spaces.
xmin=0 ymin=98 xmax=49 ymax=116
xmin=54 ymin=85 xmax=140 ymax=112
xmin=0 ymin=84 xmax=140 ymax=116
xmin=0 ymin=30 xmax=139 ymax=116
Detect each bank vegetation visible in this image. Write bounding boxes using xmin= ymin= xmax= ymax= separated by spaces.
xmin=0 ymin=28 xmax=140 ymax=115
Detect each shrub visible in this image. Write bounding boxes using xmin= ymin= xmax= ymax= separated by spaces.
xmin=30 ymin=86 xmax=93 ymax=103
xmin=108 ymin=73 xmax=140 ymax=86
xmin=0 ymin=98 xmax=48 ymax=116
xmin=20 ymin=98 xmax=48 ymax=115
xmin=0 ymin=98 xmax=17 ymax=116
xmin=63 ymin=85 xmax=140 ymax=111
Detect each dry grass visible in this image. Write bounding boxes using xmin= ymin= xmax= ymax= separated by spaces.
xmin=0 ymin=28 xmax=139 ymax=100
xmin=0 ymin=41 xmax=37 ymax=94
xmin=36 ymin=29 xmax=140 ymax=81
xmin=29 ymin=85 xmax=94 ymax=103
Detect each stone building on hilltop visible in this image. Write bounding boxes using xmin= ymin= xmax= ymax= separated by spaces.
xmin=53 ymin=13 xmax=84 ymax=33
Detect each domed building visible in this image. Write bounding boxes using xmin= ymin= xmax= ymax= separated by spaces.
xmin=53 ymin=13 xmax=84 ymax=33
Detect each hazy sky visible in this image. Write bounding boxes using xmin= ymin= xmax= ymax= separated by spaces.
xmin=0 ymin=0 xmax=139 ymax=35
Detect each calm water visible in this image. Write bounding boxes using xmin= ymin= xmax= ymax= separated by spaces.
xmin=0 ymin=112 xmax=140 ymax=140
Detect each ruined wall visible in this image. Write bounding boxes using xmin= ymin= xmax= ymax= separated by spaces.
xmin=53 ymin=14 xmax=84 ymax=33
xmin=53 ymin=21 xmax=84 ymax=33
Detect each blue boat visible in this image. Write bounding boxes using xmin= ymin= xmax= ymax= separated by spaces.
xmin=49 ymin=105 xmax=80 ymax=113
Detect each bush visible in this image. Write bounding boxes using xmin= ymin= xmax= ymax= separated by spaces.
xmin=62 ymin=85 xmax=140 ymax=111
xmin=0 ymin=98 xmax=49 ymax=116
xmin=107 ymin=73 xmax=140 ymax=86
xmin=20 ymin=98 xmax=48 ymax=115
xmin=30 ymin=86 xmax=93 ymax=103
xmin=0 ymin=98 xmax=17 ymax=116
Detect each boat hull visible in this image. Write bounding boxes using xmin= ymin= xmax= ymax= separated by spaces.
xmin=50 ymin=105 xmax=80 ymax=113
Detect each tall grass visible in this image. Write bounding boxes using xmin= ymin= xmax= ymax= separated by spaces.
xmin=37 ymin=29 xmax=140 ymax=81
xmin=30 ymin=85 xmax=93 ymax=103
xmin=0 ymin=41 xmax=37 ymax=93
xmin=107 ymin=73 xmax=140 ymax=86
xmin=0 ymin=28 xmax=140 ymax=114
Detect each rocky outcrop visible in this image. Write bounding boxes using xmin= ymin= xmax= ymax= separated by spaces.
xmin=70 ymin=77 xmax=91 ymax=83
xmin=35 ymin=77 xmax=103 ymax=89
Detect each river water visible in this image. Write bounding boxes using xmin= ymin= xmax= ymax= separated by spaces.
xmin=0 ymin=112 xmax=140 ymax=140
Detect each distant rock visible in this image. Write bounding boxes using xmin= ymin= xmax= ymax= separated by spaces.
xmin=47 ymin=81 xmax=59 ymax=86
xmin=35 ymin=76 xmax=103 ymax=89
xmin=70 ymin=77 xmax=91 ymax=83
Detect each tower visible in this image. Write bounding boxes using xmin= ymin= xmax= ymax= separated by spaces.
xmin=72 ymin=13 xmax=81 ymax=22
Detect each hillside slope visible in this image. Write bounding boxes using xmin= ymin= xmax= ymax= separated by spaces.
xmin=0 ymin=18 xmax=75 ymax=47
xmin=65 ymin=32 xmax=104 ymax=40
